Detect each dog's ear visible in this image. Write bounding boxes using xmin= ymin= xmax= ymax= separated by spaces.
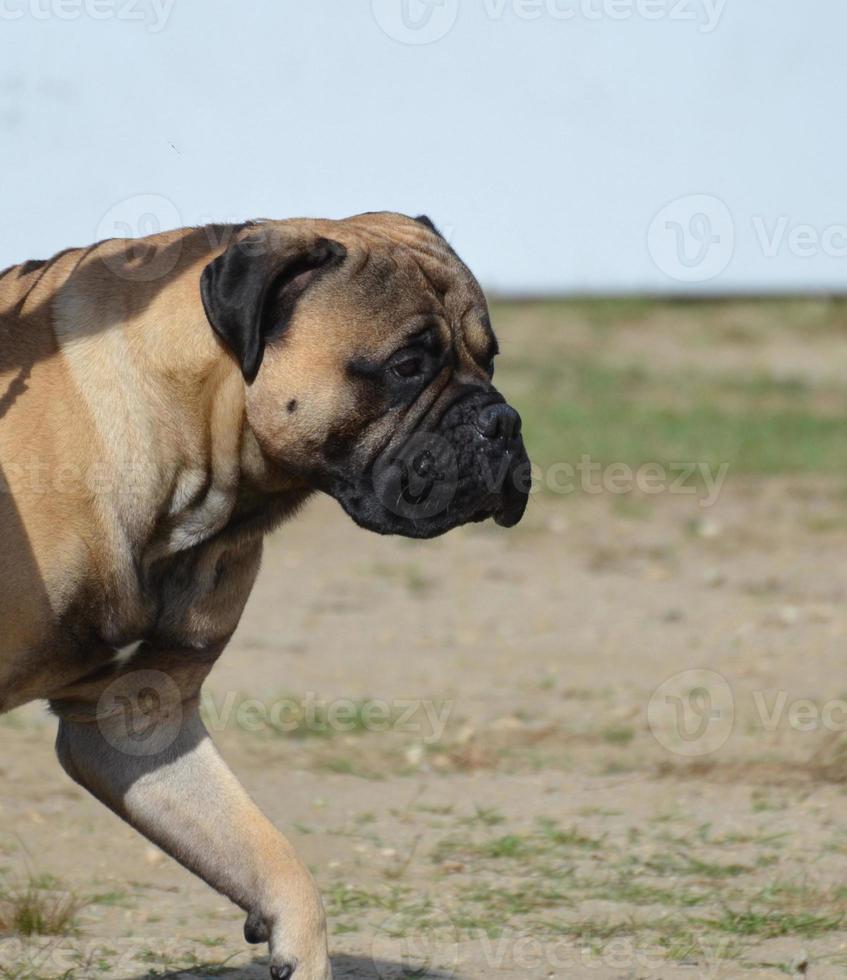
xmin=414 ymin=214 xmax=445 ymax=239
xmin=200 ymin=231 xmax=347 ymax=383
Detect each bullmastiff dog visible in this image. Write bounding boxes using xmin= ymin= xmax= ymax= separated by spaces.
xmin=0 ymin=212 xmax=529 ymax=979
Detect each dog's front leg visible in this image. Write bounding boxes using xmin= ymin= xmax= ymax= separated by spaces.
xmin=53 ymin=692 xmax=330 ymax=980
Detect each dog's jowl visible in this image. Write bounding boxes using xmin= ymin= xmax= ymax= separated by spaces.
xmin=0 ymin=212 xmax=529 ymax=980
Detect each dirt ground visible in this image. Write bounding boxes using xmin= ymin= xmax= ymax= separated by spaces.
xmin=5 ymin=299 xmax=847 ymax=979
xmin=3 ymin=476 xmax=847 ymax=979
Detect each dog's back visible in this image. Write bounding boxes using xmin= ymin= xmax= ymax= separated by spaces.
xmin=0 ymin=227 xmax=249 ymax=711
xmin=0 ymin=250 xmax=95 ymax=709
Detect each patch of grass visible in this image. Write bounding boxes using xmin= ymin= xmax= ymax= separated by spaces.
xmin=704 ymin=906 xmax=844 ymax=939
xmin=364 ymin=561 xmax=434 ymax=596
xmin=460 ymin=880 xmax=574 ymax=922
xmin=137 ymin=946 xmax=244 ymax=976
xmin=89 ymin=889 xmax=133 ymax=908
xmin=325 ymin=884 xmax=446 ymax=939
xmin=642 ymin=852 xmax=752 ymax=880
xmin=551 ymin=917 xmax=636 ymax=941
xmin=460 ymin=806 xmax=505 ymax=827
xmin=491 ymin=298 xmax=847 ymax=478
xmin=586 ymin=874 xmax=706 ymax=909
xmin=325 ymin=884 xmax=389 ymax=915
xmin=481 ymin=835 xmax=530 ymax=858
xmin=0 ymin=877 xmax=85 ymax=937
xmin=537 ymin=819 xmax=605 ymax=850
xmin=433 ymin=820 xmax=604 ymax=865
xmin=505 ymin=357 xmax=847 ymax=476
xmin=601 ymin=724 xmax=636 ymax=746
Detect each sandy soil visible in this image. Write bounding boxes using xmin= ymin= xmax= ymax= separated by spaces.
xmin=3 ymin=476 xmax=847 ymax=979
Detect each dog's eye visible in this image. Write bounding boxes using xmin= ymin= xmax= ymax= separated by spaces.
xmin=392 ymin=356 xmax=424 ymax=379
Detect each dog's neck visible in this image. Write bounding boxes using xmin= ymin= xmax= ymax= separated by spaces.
xmin=230 ymin=425 xmax=315 ymax=539
xmin=141 ymin=355 xmax=312 ymax=566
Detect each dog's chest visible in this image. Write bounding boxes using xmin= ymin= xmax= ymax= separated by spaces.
xmin=97 ymin=530 xmax=263 ymax=663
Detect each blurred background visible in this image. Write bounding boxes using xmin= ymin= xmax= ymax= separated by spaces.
xmin=3 ymin=3 xmax=847 ymax=979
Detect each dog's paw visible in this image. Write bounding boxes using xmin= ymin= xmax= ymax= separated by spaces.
xmin=269 ymin=943 xmax=330 ymax=980
xmin=269 ymin=953 xmax=331 ymax=980
xmin=269 ymin=934 xmax=331 ymax=980
xmin=248 ymin=878 xmax=331 ymax=980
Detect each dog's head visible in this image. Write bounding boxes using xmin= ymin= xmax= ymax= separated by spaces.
xmin=200 ymin=212 xmax=530 ymax=538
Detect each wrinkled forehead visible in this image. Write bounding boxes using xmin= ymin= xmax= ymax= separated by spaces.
xmin=315 ymin=214 xmax=494 ymax=359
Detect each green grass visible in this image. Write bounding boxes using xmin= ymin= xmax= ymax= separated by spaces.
xmin=491 ymin=298 xmax=847 ymax=478
xmin=432 ymin=820 xmax=604 ymax=865
xmin=0 ymin=877 xmax=85 ymax=937
xmin=704 ymin=907 xmax=844 ymax=939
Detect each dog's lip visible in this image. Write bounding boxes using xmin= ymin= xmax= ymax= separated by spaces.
xmin=494 ymin=505 xmax=526 ymax=528
xmin=370 ymin=385 xmax=505 ymax=474
xmin=493 ymin=481 xmax=530 ymax=528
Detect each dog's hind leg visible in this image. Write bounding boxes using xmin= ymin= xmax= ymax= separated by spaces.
xmin=52 ymin=688 xmax=330 ymax=980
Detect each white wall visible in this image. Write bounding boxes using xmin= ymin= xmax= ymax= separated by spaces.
xmin=1 ymin=0 xmax=844 ymax=294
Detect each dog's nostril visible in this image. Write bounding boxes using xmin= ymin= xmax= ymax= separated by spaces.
xmin=413 ymin=450 xmax=436 ymax=478
xmin=476 ymin=403 xmax=522 ymax=442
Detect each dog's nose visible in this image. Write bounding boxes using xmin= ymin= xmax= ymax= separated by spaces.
xmin=475 ymin=403 xmax=523 ymax=442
